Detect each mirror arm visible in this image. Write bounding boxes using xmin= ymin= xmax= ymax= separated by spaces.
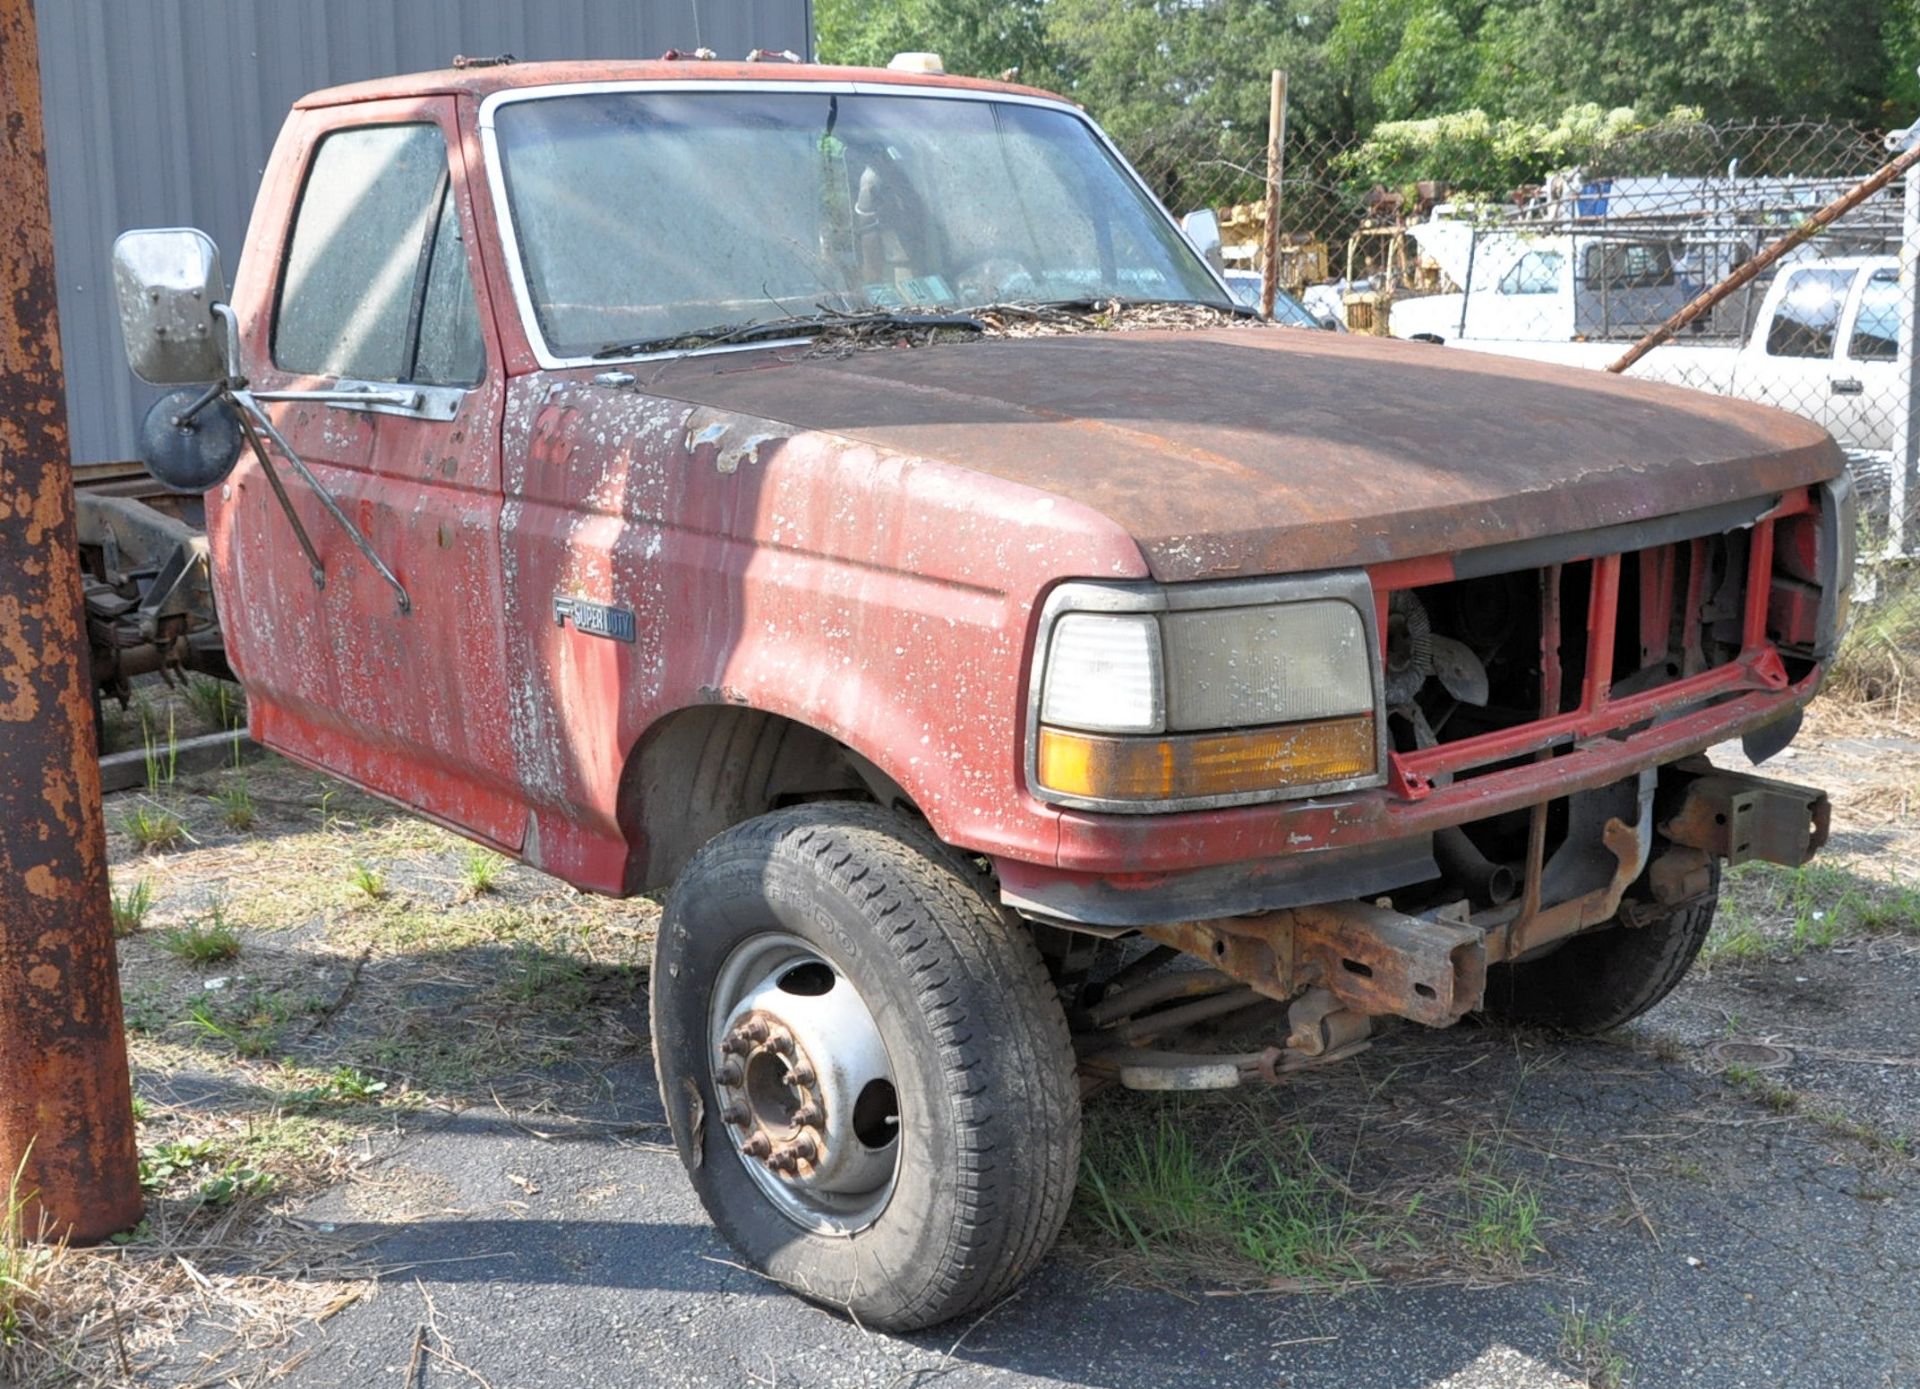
xmin=211 ymin=302 xmax=244 ymax=383
xmin=232 ymin=406 xmax=328 ymax=593
xmin=230 ymin=390 xmax=413 ymax=615
xmin=169 ymin=379 xmax=228 ymax=427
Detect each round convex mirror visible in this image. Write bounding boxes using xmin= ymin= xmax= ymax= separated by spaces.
xmin=138 ymin=388 xmax=243 ymax=494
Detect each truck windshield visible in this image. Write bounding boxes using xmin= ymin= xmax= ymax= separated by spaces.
xmin=491 ymin=89 xmax=1232 ymax=358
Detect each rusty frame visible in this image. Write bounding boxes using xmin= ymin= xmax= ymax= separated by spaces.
xmin=1144 ymin=899 xmax=1488 ymax=1028
xmin=1660 ymin=759 xmax=1832 ymax=867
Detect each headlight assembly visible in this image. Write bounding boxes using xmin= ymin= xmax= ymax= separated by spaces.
xmin=1029 ymin=573 xmax=1385 ymax=811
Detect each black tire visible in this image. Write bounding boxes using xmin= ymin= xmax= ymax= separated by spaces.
xmin=1480 ymin=861 xmax=1721 ymax=1033
xmin=651 ymin=804 xmax=1081 ymax=1331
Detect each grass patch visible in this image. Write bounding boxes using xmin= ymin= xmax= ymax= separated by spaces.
xmin=1451 ymin=1137 xmax=1545 ymax=1265
xmin=499 ymin=938 xmax=595 ymax=1008
xmin=139 ymin=1137 xmax=221 ymax=1190
xmin=276 ymin=1066 xmax=389 ymax=1110
xmin=1554 ymin=1300 xmax=1633 ymax=1389
xmin=141 ymin=706 xmax=179 ymax=792
xmin=110 ymin=876 xmax=156 ymax=936
xmin=1721 ymin=1063 xmax=1798 ymax=1114
xmin=138 ymin=1114 xmax=349 ymax=1209
xmin=0 ymin=1149 xmax=62 ymax=1353
xmin=120 ymin=800 xmax=188 ymax=852
xmin=1077 ymin=1110 xmax=1372 ymax=1288
xmin=159 ymin=909 xmax=242 ymax=967
xmin=462 ymin=846 xmax=508 ymax=896
xmin=1807 ymin=1105 xmax=1910 ymax=1156
xmin=1827 ymin=563 xmax=1920 ymax=714
xmin=347 ymin=862 xmax=388 ymax=901
xmin=1722 ymin=1067 xmax=1913 ymax=1155
xmin=212 ymin=774 xmax=256 ymax=831
xmin=1070 ymin=1097 xmax=1546 ymax=1291
xmin=1702 ymin=860 xmax=1920 ymax=965
xmin=182 ymin=673 xmax=247 ymax=732
xmin=186 ymin=995 xmax=290 ymax=1060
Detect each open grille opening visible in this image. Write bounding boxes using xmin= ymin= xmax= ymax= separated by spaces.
xmin=1378 ymin=496 xmax=1811 ymax=797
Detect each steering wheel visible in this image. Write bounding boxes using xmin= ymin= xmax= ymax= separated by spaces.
xmin=949 ymin=248 xmax=1041 ymax=303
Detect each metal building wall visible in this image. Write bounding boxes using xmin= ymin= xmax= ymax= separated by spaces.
xmin=35 ymin=0 xmax=812 ymax=463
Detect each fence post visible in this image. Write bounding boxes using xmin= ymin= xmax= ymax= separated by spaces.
xmin=1259 ymin=70 xmax=1288 ymax=321
xmin=0 ymin=0 xmax=145 ymax=1242
xmin=1893 ymin=136 xmax=1920 ymax=557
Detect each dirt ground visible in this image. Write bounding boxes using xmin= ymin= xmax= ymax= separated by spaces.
xmin=5 ymin=677 xmax=1919 ymax=1389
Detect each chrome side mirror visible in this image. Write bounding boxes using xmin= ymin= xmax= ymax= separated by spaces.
xmin=112 ymin=228 xmax=231 ymax=385
xmin=1180 ymin=208 xmax=1226 ymax=273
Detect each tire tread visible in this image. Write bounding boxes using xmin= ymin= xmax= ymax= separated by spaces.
xmin=658 ymin=804 xmax=1080 ymax=1329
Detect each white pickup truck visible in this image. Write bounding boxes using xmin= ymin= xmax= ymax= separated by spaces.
xmin=1396 ymin=254 xmax=1902 ymax=455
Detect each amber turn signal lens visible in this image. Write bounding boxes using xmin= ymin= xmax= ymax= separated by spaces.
xmin=1036 ymin=715 xmax=1378 ymax=803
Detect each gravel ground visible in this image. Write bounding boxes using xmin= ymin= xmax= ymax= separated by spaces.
xmin=244 ymin=943 xmax=1920 ymax=1389
xmin=81 ymin=711 xmax=1920 ymax=1389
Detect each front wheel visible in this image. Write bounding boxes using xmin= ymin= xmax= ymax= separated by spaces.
xmin=651 ymin=804 xmax=1081 ymax=1331
xmin=1480 ymin=860 xmax=1721 ymax=1033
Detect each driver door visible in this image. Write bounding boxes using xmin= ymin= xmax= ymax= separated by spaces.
xmin=220 ymin=97 xmax=523 ymax=848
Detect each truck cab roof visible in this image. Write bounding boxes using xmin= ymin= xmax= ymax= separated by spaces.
xmin=293 ymin=59 xmax=1062 ymax=110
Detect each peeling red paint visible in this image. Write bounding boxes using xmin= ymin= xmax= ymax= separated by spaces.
xmin=203 ymin=64 xmax=1833 ymax=929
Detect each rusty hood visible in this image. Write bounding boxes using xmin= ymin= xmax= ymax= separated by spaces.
xmin=646 ymin=327 xmax=1845 ymax=582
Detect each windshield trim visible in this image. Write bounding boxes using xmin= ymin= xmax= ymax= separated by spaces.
xmin=476 ymin=79 xmax=1237 ymax=370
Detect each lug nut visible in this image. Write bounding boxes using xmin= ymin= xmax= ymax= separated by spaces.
xmin=715 ymin=1059 xmax=743 ymax=1086
xmin=740 ymin=1018 xmax=770 ymax=1044
xmin=722 ymin=1033 xmax=751 ymax=1056
xmin=741 ymin=1131 xmax=772 ymax=1158
xmin=788 ymin=1064 xmax=816 ymax=1087
xmin=791 ymin=1131 xmax=819 ymax=1162
xmin=720 ymin=1102 xmax=748 ymax=1126
xmin=768 ymin=1145 xmax=796 ymax=1171
xmin=767 ymin=1033 xmax=794 ymax=1056
xmin=792 ymin=1102 xmax=822 ymax=1126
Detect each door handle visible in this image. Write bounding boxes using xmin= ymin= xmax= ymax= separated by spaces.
xmin=1831 ymin=378 xmax=1864 ymax=396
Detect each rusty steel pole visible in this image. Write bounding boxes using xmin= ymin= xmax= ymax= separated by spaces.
xmin=0 ymin=0 xmax=144 ymax=1242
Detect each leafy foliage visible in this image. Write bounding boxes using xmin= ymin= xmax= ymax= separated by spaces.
xmin=815 ymin=0 xmax=1913 ymax=144
xmin=1335 ymin=103 xmax=1711 ymax=200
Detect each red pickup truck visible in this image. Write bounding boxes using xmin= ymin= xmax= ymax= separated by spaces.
xmin=111 ymin=58 xmax=1851 ymax=1330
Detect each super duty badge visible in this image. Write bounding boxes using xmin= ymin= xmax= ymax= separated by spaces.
xmin=553 ymin=595 xmax=636 ymax=643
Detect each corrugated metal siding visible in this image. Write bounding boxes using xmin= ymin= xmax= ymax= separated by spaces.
xmin=37 ymin=0 xmax=812 ymax=463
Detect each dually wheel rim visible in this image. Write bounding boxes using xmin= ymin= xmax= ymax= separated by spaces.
xmin=707 ymin=932 xmax=902 ymax=1234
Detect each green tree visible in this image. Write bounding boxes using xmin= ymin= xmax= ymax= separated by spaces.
xmin=1327 ymin=0 xmax=1494 ymax=125
xmin=815 ymin=0 xmax=1060 ymax=85
xmin=1476 ymin=0 xmax=1894 ymax=126
xmin=818 ymin=0 xmax=1915 ymax=188
xmin=1044 ymin=0 xmax=1361 ymax=145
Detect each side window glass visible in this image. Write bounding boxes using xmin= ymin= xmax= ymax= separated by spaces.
xmin=413 ymin=193 xmax=486 ymax=385
xmin=274 ymin=122 xmax=485 ymax=385
xmin=1499 ymin=251 xmax=1562 ymax=296
xmin=1583 ymin=242 xmax=1674 ymax=290
xmin=1848 ymin=269 xmax=1899 ymax=363
xmin=1765 ymin=267 xmax=1854 ymax=359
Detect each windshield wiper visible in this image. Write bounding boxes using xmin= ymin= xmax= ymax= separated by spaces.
xmin=988 ymin=295 xmax=1260 ymax=320
xmin=590 ymin=309 xmax=987 ymax=359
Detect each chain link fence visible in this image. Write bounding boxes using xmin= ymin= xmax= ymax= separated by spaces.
xmin=1120 ymin=117 xmax=1920 ymax=558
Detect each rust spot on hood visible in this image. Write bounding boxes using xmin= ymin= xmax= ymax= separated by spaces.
xmin=637 ymin=329 xmax=1843 ymax=581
